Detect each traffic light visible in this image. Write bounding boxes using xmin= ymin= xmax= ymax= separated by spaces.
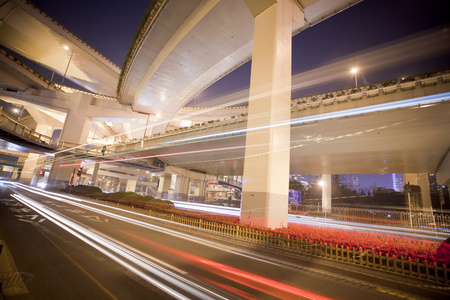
xmin=77 ymin=167 xmax=82 ymax=176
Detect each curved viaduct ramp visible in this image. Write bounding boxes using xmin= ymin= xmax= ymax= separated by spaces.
xmin=120 ymin=0 xmax=362 ymax=131
xmin=0 ymin=0 xmax=120 ymax=96
xmin=111 ymin=74 xmax=450 ymax=184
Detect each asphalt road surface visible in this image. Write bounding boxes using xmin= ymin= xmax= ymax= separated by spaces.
xmin=0 ymin=182 xmax=448 ymax=299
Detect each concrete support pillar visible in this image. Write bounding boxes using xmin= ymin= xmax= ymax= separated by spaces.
xmin=322 ymin=174 xmax=332 ymax=214
xmin=47 ymin=93 xmax=92 ymax=188
xmin=60 ymin=93 xmax=92 ymax=145
xmin=174 ymin=175 xmax=190 ymax=201
xmin=19 ymin=153 xmax=44 ymax=185
xmin=167 ymin=174 xmax=177 ymax=200
xmin=404 ymin=173 xmax=432 ymax=211
xmin=189 ymin=179 xmax=202 ymax=202
xmin=126 ymin=179 xmax=137 ymax=193
xmin=35 ymin=123 xmax=53 ymax=136
xmin=195 ymin=180 xmax=207 ymax=203
xmin=241 ymin=0 xmax=303 ymax=229
xmin=47 ymin=155 xmax=82 ymax=189
xmin=91 ymin=162 xmax=100 ymax=187
xmin=26 ymin=106 xmax=62 ymax=133
xmin=157 ymin=173 xmax=172 ymax=199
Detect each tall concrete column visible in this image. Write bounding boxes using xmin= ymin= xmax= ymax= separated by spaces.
xmin=47 ymin=93 xmax=92 ymax=189
xmin=19 ymin=153 xmax=43 ymax=185
xmin=174 ymin=175 xmax=191 ymax=201
xmin=91 ymin=162 xmax=100 ymax=187
xmin=126 ymin=179 xmax=137 ymax=193
xmin=197 ymin=180 xmax=207 ymax=203
xmin=241 ymin=0 xmax=303 ymax=229
xmin=35 ymin=123 xmax=53 ymax=137
xmin=18 ymin=123 xmax=52 ymax=185
xmin=404 ymin=173 xmax=432 ymax=211
xmin=60 ymin=93 xmax=92 ymax=145
xmin=322 ymin=174 xmax=332 ymax=214
xmin=47 ymin=156 xmax=82 ymax=189
xmin=157 ymin=173 xmax=172 ymax=199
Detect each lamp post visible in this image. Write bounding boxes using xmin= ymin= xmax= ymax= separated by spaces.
xmin=61 ymin=45 xmax=74 ymax=87
xmin=351 ymin=67 xmax=358 ymax=87
xmin=143 ymin=114 xmax=150 ymax=139
xmin=13 ymin=105 xmax=24 ymax=120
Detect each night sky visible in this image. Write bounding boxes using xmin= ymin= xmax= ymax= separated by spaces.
xmin=29 ymin=0 xmax=450 ymax=76
xmin=17 ymin=0 xmax=450 ymax=189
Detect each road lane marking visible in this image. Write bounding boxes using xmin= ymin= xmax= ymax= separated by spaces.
xmin=15 ymin=214 xmax=45 ymax=224
xmin=11 ymin=193 xmax=222 ymax=300
xmin=32 ymin=224 xmax=119 ymax=300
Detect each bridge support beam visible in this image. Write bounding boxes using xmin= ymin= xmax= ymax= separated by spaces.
xmin=157 ymin=173 xmax=173 ymax=200
xmin=404 ymin=173 xmax=432 ymax=212
xmin=47 ymin=93 xmax=92 ymax=187
xmin=60 ymin=93 xmax=92 ymax=145
xmin=18 ymin=122 xmax=53 ymax=185
xmin=91 ymin=162 xmax=100 ymax=187
xmin=322 ymin=174 xmax=332 ymax=214
xmin=19 ymin=153 xmax=44 ymax=185
xmin=47 ymin=156 xmax=82 ymax=189
xmin=126 ymin=179 xmax=137 ymax=193
xmin=157 ymin=166 xmax=215 ymax=202
xmin=241 ymin=0 xmax=303 ymax=229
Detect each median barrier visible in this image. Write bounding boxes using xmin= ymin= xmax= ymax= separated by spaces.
xmin=97 ymin=196 xmax=449 ymax=285
xmin=140 ymin=209 xmax=450 ymax=285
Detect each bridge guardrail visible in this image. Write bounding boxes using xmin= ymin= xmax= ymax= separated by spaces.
xmin=0 ymin=111 xmax=79 ymax=151
xmin=106 ymin=202 xmax=450 ymax=285
xmin=1 ymin=70 xmax=449 ymax=163
xmin=291 ymin=204 xmax=450 ymax=236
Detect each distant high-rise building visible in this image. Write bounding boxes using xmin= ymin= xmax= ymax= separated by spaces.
xmin=392 ymin=173 xmax=404 ymax=192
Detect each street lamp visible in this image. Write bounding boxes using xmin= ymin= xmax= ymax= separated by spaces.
xmin=12 ymin=105 xmax=24 ymax=119
xmin=61 ymin=45 xmax=74 ymax=87
xmin=351 ymin=67 xmax=358 ymax=87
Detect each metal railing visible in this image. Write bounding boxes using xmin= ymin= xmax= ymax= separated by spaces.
xmin=103 ymin=201 xmax=450 ymax=285
xmin=112 ymin=70 xmax=450 ymax=153
xmin=292 ymin=204 xmax=450 ymax=236
xmin=2 ymin=70 xmax=448 ymax=163
xmin=0 ymin=111 xmax=79 ymax=151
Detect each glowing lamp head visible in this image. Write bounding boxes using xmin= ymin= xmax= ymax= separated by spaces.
xmin=351 ymin=67 xmax=358 ymax=74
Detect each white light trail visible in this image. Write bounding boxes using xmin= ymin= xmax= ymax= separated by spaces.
xmin=158 ymin=92 xmax=450 ymax=146
xmin=8 ymin=182 xmax=445 ymax=241
xmin=8 ymin=182 xmax=336 ymax=299
xmin=9 ymin=191 xmax=225 ymax=300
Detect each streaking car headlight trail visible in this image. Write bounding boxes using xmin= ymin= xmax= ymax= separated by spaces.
xmin=7 ymin=182 xmax=332 ymax=300
xmin=10 ymin=193 xmax=224 ymax=300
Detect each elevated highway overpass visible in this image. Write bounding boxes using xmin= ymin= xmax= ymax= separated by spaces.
xmin=106 ymin=73 xmax=450 ymax=186
xmin=119 ymin=0 xmax=362 ymax=132
xmin=1 ymin=0 xmax=449 ymax=228
xmin=0 ymin=0 xmax=120 ymax=95
xmin=2 ymin=0 xmax=361 ymax=143
xmin=6 ymin=72 xmax=446 ymax=186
